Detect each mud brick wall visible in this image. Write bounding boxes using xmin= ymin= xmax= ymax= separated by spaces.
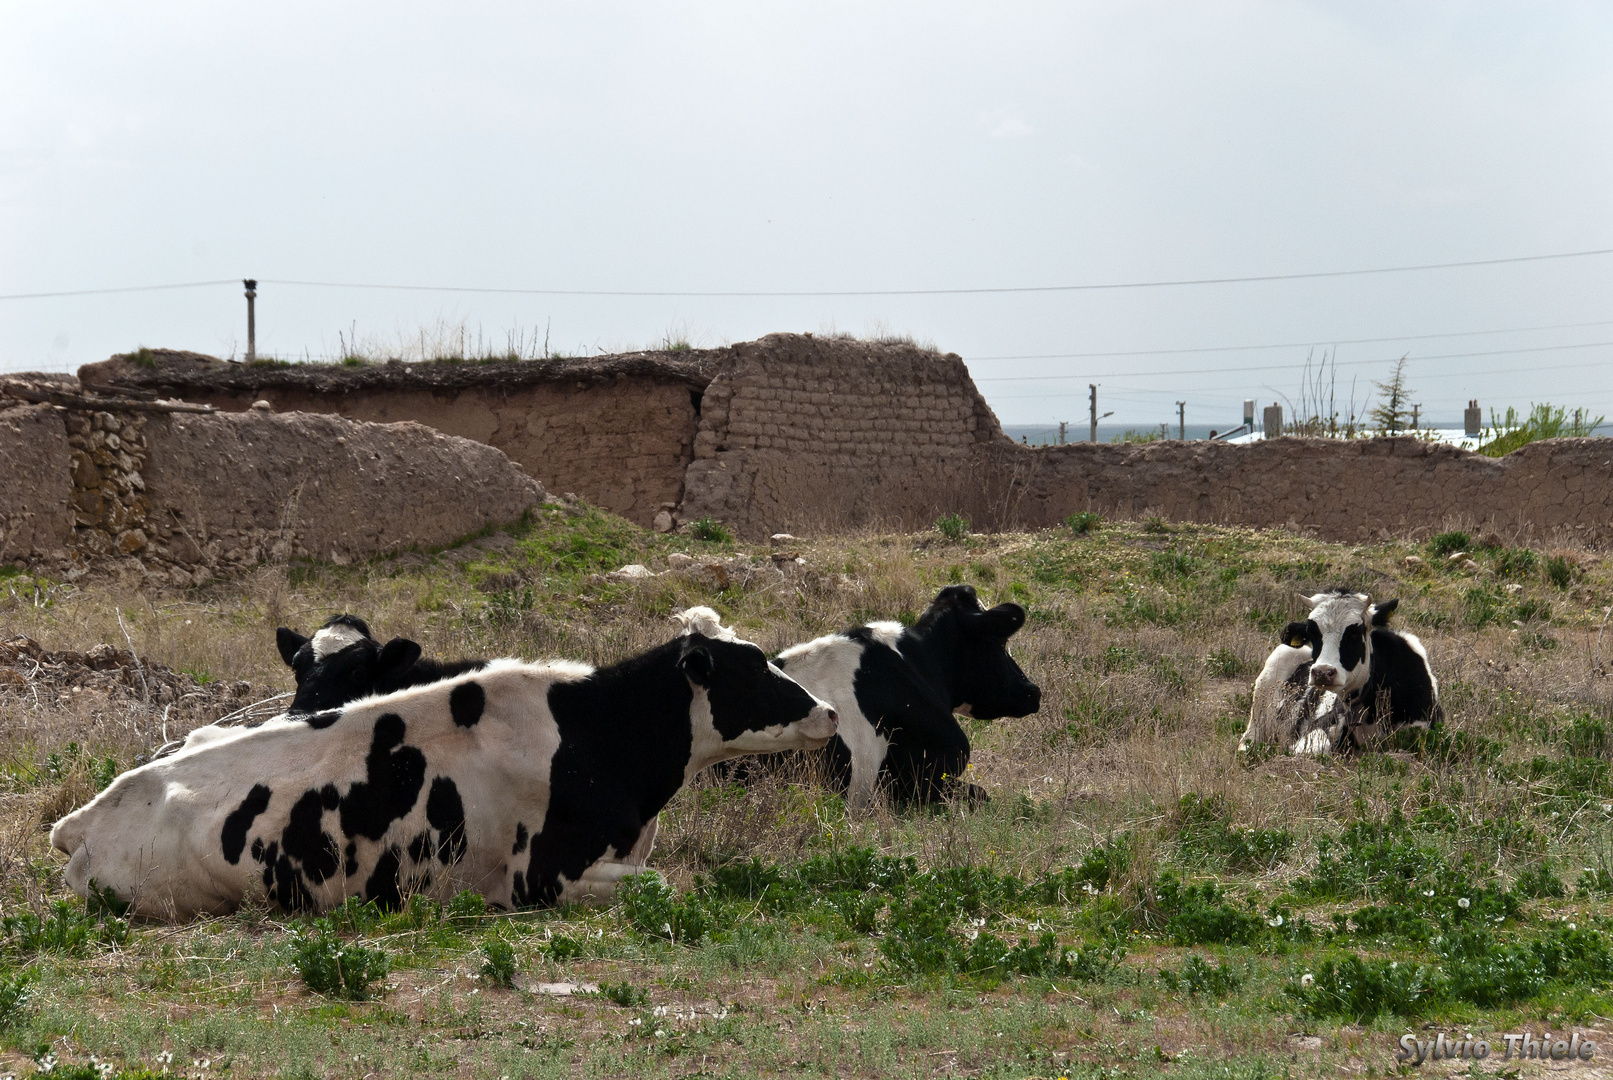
xmin=679 ymin=335 xmax=1007 ymax=535
xmin=80 ymin=352 xmax=712 ymax=527
xmin=982 ymin=434 xmax=1613 ymax=544
xmin=0 ymin=405 xmax=74 ymax=564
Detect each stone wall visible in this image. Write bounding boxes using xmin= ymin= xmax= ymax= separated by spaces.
xmin=0 ymin=405 xmax=74 ymax=564
xmin=0 ymin=393 xmax=546 ymax=582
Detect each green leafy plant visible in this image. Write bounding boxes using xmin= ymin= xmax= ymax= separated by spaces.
xmin=290 ymin=928 xmax=390 ymax=1000
xmin=1289 ymin=953 xmax=1438 ymax=1020
xmin=689 ymin=517 xmax=732 ymax=543
xmin=1065 ymin=511 xmax=1102 ymax=534
xmin=595 ymin=981 xmax=648 ymax=1007
xmin=1159 ymin=955 xmax=1243 ymax=997
xmin=1544 ymin=554 xmax=1577 ymax=590
xmin=3 ymin=898 xmax=129 ymax=956
xmin=446 ymin=890 xmax=487 ymax=926
xmin=1478 ymin=403 xmax=1605 ymax=457
xmin=0 ymin=968 xmax=35 ymax=1028
xmin=1428 ymin=531 xmax=1471 ymax=557
xmin=934 ymin=514 xmax=970 ymax=542
xmin=479 ymin=938 xmax=518 ymax=988
xmin=617 ymin=873 xmax=710 ymax=944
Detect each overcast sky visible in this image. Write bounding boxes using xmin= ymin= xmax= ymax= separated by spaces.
xmin=3 ymin=2 xmax=1610 ymax=429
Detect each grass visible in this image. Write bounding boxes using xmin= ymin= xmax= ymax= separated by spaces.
xmin=0 ymin=502 xmax=1611 ymax=1076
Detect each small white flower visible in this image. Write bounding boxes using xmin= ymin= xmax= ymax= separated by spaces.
xmin=1423 ymin=889 xmax=1435 ymax=897
xmin=1458 ymin=897 xmax=1471 ymax=909
xmin=653 ymin=1005 xmax=668 ymax=1017
xmin=654 ymin=1029 xmax=667 ymax=1038
xmin=1570 ymin=923 xmax=1578 ymax=931
xmin=1300 ymin=973 xmax=1314 ymax=988
xmin=1268 ymin=914 xmax=1285 ymax=927
xmin=628 ymin=1018 xmax=643 ymax=1027
xmin=156 ymin=1052 xmax=173 ymax=1065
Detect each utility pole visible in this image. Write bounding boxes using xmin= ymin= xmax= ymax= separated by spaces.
xmin=1089 ymin=384 xmax=1098 ymax=442
xmin=1411 ymin=403 xmax=1420 ymax=430
xmin=243 ymin=279 xmax=258 ymax=362
xmin=1057 ymin=421 xmax=1067 ymax=446
xmin=1176 ymin=401 xmax=1186 ymax=441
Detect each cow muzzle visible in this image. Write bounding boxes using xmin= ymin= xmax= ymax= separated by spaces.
xmin=797 ymin=705 xmax=838 ymax=744
xmin=1309 ymin=664 xmax=1341 ymax=689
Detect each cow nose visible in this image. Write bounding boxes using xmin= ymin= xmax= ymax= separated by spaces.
xmin=825 ymin=708 xmax=838 ymax=725
xmin=1310 ymin=665 xmax=1338 ymax=686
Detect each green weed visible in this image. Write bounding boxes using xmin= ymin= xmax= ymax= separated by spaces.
xmin=1065 ymin=511 xmax=1102 ymax=535
xmin=479 ymin=938 xmax=518 ymax=988
xmin=290 ymin=928 xmax=390 ymax=1000
xmin=934 ymin=514 xmax=970 ymax=542
xmin=689 ymin=517 xmax=732 ymax=543
xmin=1159 ymin=955 xmax=1244 ymax=997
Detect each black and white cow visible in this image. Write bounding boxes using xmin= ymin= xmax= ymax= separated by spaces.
xmin=1240 ymin=590 xmax=1441 ymax=756
xmin=763 ymin=584 xmax=1041 ymax=806
xmin=276 ymin=614 xmax=487 ymax=716
xmin=50 ymin=608 xmax=836 ymax=919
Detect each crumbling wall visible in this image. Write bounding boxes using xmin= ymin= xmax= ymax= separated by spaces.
xmin=679 ymin=335 xmax=1008 ymax=535
xmin=64 ymin=409 xmax=152 ymax=559
xmin=139 ymin=409 xmax=546 ymax=578
xmin=80 ymin=351 xmax=710 ymax=526
xmin=983 ymin=435 xmax=1613 ymax=544
xmin=0 ymin=405 xmax=74 ymax=564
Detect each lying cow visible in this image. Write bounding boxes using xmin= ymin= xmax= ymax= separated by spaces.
xmin=51 ymin=608 xmax=836 ymax=918
xmin=277 ymin=614 xmax=487 ymax=715
xmin=760 ymin=584 xmax=1040 ymax=806
xmin=1240 ymin=590 xmax=1441 ymax=756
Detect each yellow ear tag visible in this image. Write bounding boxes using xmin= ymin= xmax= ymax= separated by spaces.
xmin=1289 ymin=637 xmax=1305 ymax=648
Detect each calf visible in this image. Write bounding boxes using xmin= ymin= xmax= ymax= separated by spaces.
xmin=51 ymin=608 xmax=836 ymax=919
xmin=767 ymin=584 xmax=1041 ymax=806
xmin=1240 ymin=590 xmax=1441 ymax=756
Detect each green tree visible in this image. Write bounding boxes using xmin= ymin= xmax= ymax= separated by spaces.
xmin=1369 ymin=356 xmax=1415 ymax=436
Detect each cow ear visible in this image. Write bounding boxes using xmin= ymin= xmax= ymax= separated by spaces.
xmin=1281 ymin=621 xmax=1309 ymax=649
xmin=276 ymin=628 xmax=309 ymax=667
xmin=968 ymin=603 xmax=1026 ymax=638
xmin=678 ymin=644 xmax=715 ymax=687
xmin=377 ymin=637 xmax=422 ymax=676
xmin=1370 ymin=598 xmax=1399 ymax=626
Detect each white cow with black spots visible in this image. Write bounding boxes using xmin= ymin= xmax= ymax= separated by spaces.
xmin=50 ymin=609 xmax=836 ymax=919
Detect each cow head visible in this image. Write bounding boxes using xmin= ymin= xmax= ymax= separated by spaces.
xmin=1285 ymin=591 xmax=1399 ymax=694
xmin=672 ymin=607 xmax=837 ymax=765
xmin=276 ymin=614 xmax=424 ymax=714
xmin=920 ymin=584 xmax=1041 ymax=720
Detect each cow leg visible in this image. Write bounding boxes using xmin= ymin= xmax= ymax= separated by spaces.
xmin=877 ymin=711 xmax=972 ymax=805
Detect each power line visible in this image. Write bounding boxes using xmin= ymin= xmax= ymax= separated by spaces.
xmin=3 ymin=245 xmax=1609 ymax=302
xmin=260 ymin=248 xmax=1613 ymax=295
xmin=968 ymin=317 xmax=1613 ymax=363
xmin=974 ymin=339 xmax=1613 ymax=383
xmin=0 ymin=279 xmax=238 ymax=301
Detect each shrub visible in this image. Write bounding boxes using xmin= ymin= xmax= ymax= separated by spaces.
xmin=1290 ymin=953 xmax=1439 ymax=1020
xmin=4 ymin=899 xmax=129 ymax=956
xmin=595 ymin=981 xmax=648 ymax=1007
xmin=1159 ymin=955 xmax=1243 ymax=997
xmin=446 ymin=890 xmax=488 ymax=926
xmin=689 ymin=517 xmax=732 ymax=543
xmin=617 ymin=873 xmax=710 ymax=943
xmin=480 ymin=938 xmax=518 ymax=988
xmin=1065 ymin=511 xmax=1102 ymax=534
xmin=1070 ymin=834 xmax=1132 ymax=892
xmin=291 ymin=929 xmax=389 ymax=1000
xmin=1428 ymin=531 xmax=1472 ymax=557
xmin=1174 ymin=794 xmax=1294 ymax=872
xmin=0 ymin=968 xmax=35 ymax=1028
xmin=1150 ymin=875 xmax=1266 ymax=946
xmin=934 ymin=514 xmax=970 ymax=542
xmin=1545 ymin=554 xmax=1576 ymax=589
xmin=1516 ymin=870 xmax=1567 ymax=902
xmin=1494 ymin=547 xmax=1537 ymax=578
